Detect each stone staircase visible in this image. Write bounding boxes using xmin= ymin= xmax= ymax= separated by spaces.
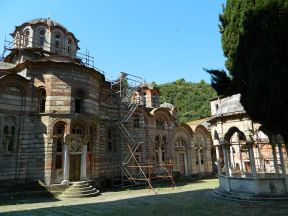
xmin=59 ymin=181 xmax=100 ymax=199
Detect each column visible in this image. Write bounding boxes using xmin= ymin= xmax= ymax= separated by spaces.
xmin=247 ymin=141 xmax=257 ymax=177
xmin=230 ymin=145 xmax=235 ymax=169
xmin=214 ymin=139 xmax=222 ymax=175
xmin=222 ymin=142 xmax=230 ymax=176
xmin=238 ymin=141 xmax=244 ymax=172
xmin=81 ymin=144 xmax=87 ymax=180
xmin=62 ymin=143 xmax=69 ymax=183
xmin=198 ymin=147 xmax=202 ymax=176
xmin=272 ymin=144 xmax=280 ymax=174
xmin=277 ymin=143 xmax=286 ymax=174
xmin=277 ymin=143 xmax=288 ymax=194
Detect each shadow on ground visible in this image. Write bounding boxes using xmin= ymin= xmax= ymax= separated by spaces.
xmin=1 ymin=183 xmax=288 ymax=216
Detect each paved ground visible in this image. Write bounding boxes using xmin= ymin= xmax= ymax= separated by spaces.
xmin=1 ymin=179 xmax=288 ymax=216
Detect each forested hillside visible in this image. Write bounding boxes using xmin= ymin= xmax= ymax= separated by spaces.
xmin=156 ymin=79 xmax=217 ymax=123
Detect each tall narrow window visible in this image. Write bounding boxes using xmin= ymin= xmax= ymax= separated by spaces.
xmin=55 ymin=33 xmax=61 ymax=51
xmin=39 ymin=29 xmax=45 ymax=47
xmin=68 ymin=39 xmax=72 ymax=54
xmin=155 ymin=136 xmax=161 ymax=162
xmin=2 ymin=126 xmax=8 ymax=151
xmin=24 ymin=30 xmax=30 ymax=47
xmin=200 ymin=146 xmax=204 ymax=164
xmin=8 ymin=126 xmax=15 ymax=152
xmin=133 ymin=115 xmax=140 ymax=128
xmin=108 ymin=129 xmax=113 ymax=151
xmin=39 ymin=88 xmax=46 ymax=113
xmin=152 ymin=94 xmax=156 ymax=107
xmin=161 ymin=136 xmax=166 ymax=162
xmin=2 ymin=117 xmax=16 ymax=153
xmin=53 ymin=123 xmax=65 ymax=169
xmin=75 ymin=91 xmax=84 ymax=113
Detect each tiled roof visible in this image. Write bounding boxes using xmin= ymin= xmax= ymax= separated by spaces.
xmin=27 ymin=18 xmax=68 ymax=31
xmin=215 ymin=94 xmax=245 ymax=115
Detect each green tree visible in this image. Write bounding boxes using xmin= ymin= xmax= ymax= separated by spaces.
xmin=159 ymin=79 xmax=216 ymax=123
xmin=207 ymin=0 xmax=288 ymax=140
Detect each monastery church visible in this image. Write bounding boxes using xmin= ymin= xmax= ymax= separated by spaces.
xmin=0 ymin=18 xmax=214 ymax=189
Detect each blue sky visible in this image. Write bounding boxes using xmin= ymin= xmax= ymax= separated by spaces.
xmin=0 ymin=0 xmax=226 ymax=84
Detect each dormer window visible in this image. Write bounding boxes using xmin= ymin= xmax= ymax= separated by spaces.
xmin=39 ymin=29 xmax=45 ymax=47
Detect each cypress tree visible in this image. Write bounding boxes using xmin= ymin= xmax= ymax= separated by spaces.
xmin=207 ymin=0 xmax=288 ymax=140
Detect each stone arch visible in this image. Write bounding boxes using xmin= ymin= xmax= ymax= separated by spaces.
xmin=50 ymin=119 xmax=69 ymax=136
xmin=224 ymin=127 xmax=246 ymax=143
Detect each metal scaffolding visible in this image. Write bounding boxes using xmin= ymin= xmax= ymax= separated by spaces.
xmin=1 ymin=34 xmax=104 ymax=74
xmin=111 ymin=72 xmax=176 ymax=193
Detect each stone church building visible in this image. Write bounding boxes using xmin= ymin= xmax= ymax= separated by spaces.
xmin=0 ymin=18 xmax=213 ymax=187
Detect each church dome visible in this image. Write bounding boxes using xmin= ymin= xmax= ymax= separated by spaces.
xmin=10 ymin=18 xmax=79 ymax=61
xmin=26 ymin=18 xmax=68 ymax=32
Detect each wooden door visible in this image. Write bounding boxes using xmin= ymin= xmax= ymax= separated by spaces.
xmin=179 ymin=153 xmax=185 ymax=176
xmin=69 ymin=155 xmax=81 ymax=181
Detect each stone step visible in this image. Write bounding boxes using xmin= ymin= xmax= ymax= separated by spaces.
xmin=59 ymin=180 xmax=100 ymax=199
xmin=63 ymin=187 xmax=96 ymax=193
xmin=72 ymin=181 xmax=91 ymax=186
xmin=59 ymin=191 xmax=100 ymax=199
xmin=65 ymin=186 xmax=94 ymax=192
xmin=62 ymin=188 xmax=97 ymax=196
xmin=70 ymin=184 xmax=91 ymax=189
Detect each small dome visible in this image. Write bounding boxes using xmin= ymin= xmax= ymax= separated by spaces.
xmin=26 ymin=18 xmax=68 ymax=32
xmin=160 ymin=102 xmax=175 ymax=109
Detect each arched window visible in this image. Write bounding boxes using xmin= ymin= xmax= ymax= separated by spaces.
xmin=24 ymin=30 xmax=30 ymax=47
xmin=2 ymin=118 xmax=16 ymax=153
xmin=75 ymin=91 xmax=84 ymax=113
xmin=200 ymin=146 xmax=204 ymax=164
xmin=55 ymin=33 xmax=61 ymax=49
xmin=155 ymin=135 xmax=161 ymax=162
xmin=152 ymin=94 xmax=156 ymax=107
xmin=39 ymin=29 xmax=45 ymax=47
xmin=72 ymin=124 xmax=83 ymax=135
xmin=156 ymin=118 xmax=165 ymax=130
xmin=53 ymin=122 xmax=66 ymax=169
xmin=133 ymin=115 xmax=140 ymax=128
xmin=56 ymin=124 xmax=64 ymax=135
xmin=161 ymin=136 xmax=167 ymax=162
xmin=39 ymin=88 xmax=46 ymax=113
xmin=68 ymin=39 xmax=72 ymax=54
xmin=176 ymin=138 xmax=186 ymax=148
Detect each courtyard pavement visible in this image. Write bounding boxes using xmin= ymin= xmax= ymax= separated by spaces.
xmin=0 ymin=179 xmax=288 ymax=216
